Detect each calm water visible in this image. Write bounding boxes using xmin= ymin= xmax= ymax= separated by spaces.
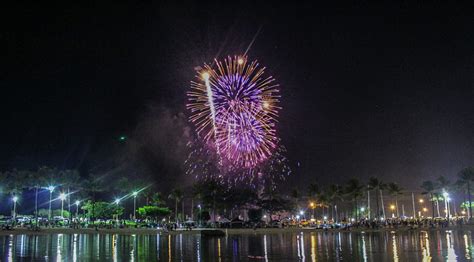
xmin=1 ymin=229 xmax=473 ymax=261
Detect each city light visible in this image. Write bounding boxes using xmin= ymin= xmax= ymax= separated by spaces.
xmin=59 ymin=193 xmax=66 ymax=218
xmin=299 ymin=210 xmax=304 ymax=215
xmin=47 ymin=185 xmax=55 ymax=192
xmin=360 ymin=207 xmax=365 ymax=212
xmin=114 ymin=198 xmax=120 ymax=205
xmin=310 ymin=202 xmax=315 ymax=208
xmin=323 ymin=216 xmax=327 ymax=220
xmin=132 ymin=191 xmax=138 ymax=197
xmin=12 ymin=196 xmax=18 ymax=202
xmin=390 ymin=205 xmax=395 ymax=210
xmin=423 ymin=207 xmax=428 ymax=212
xmin=75 ymin=200 xmax=80 ymax=206
xmin=419 ymin=199 xmax=424 ymax=203
xmin=59 ymin=193 xmax=66 ymax=201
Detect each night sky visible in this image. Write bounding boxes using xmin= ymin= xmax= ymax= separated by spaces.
xmin=2 ymin=3 xmax=473 ymax=191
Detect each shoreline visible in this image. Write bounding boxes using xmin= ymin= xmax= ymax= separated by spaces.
xmin=1 ymin=225 xmax=472 ymax=236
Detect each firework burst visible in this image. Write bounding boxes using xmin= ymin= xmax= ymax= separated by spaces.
xmin=187 ymin=55 xmax=281 ymax=168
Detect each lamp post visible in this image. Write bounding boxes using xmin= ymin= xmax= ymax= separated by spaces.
xmin=132 ymin=191 xmax=138 ymax=220
xmin=12 ymin=196 xmax=18 ymax=221
xmin=114 ymin=198 xmax=121 ymax=224
xmin=447 ymin=197 xmax=452 ymax=219
xmin=390 ymin=205 xmax=396 ymax=218
xmin=47 ymin=186 xmax=55 ymax=220
xmin=75 ymin=200 xmax=80 ymax=219
xmin=59 ymin=193 xmax=66 ymax=219
xmin=310 ymin=202 xmax=315 ymax=219
xmin=197 ymin=204 xmax=202 ymax=227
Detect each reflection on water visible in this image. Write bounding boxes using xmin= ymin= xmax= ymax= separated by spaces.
xmin=392 ymin=231 xmax=398 ymax=262
xmin=421 ymin=230 xmax=431 ymax=261
xmin=1 ymin=229 xmax=474 ymax=261
xmin=361 ymin=232 xmax=367 ymax=262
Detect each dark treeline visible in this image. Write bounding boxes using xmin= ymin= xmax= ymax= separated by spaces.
xmin=1 ymin=166 xmax=473 ymax=223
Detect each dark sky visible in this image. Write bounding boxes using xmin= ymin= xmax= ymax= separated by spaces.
xmin=1 ymin=3 xmax=473 ymax=190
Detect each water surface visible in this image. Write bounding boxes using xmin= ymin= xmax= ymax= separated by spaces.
xmin=1 ymin=229 xmax=473 ymax=261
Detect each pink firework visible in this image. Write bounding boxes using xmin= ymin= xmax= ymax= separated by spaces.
xmin=187 ymin=55 xmax=281 ymax=168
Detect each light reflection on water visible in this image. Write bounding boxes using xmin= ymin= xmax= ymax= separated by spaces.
xmin=392 ymin=231 xmax=398 ymax=262
xmin=0 ymin=230 xmax=473 ymax=261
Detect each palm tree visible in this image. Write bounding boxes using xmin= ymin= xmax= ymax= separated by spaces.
xmin=436 ymin=176 xmax=451 ymax=217
xmin=368 ymin=177 xmax=385 ymax=219
xmin=261 ymin=185 xmax=282 ymax=219
xmin=58 ymin=169 xmax=81 ymax=220
xmin=437 ymin=176 xmax=451 ymax=192
xmin=327 ymin=184 xmax=343 ymax=222
xmin=291 ymin=188 xmax=300 ymax=212
xmin=387 ymin=182 xmax=403 ymax=217
xmin=307 ymin=183 xmax=319 ymax=218
xmin=26 ymin=170 xmax=45 ymax=228
xmin=168 ymin=188 xmax=183 ymax=223
xmin=458 ymin=167 xmax=474 ymax=220
xmin=82 ymin=176 xmax=105 ymax=221
xmin=316 ymin=191 xmax=330 ymax=219
xmin=307 ymin=183 xmax=319 ymax=200
xmin=345 ymin=178 xmax=364 ymax=221
xmin=421 ymin=180 xmax=436 ymax=218
xmin=2 ymin=169 xmax=27 ymax=217
xmin=192 ymin=183 xmax=204 ymax=221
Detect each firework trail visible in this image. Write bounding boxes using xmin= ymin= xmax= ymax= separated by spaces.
xmin=187 ymin=55 xmax=281 ymax=169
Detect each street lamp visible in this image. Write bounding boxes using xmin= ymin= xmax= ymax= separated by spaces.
xmin=419 ymin=199 xmax=424 ymax=203
xmin=114 ymin=198 xmax=121 ymax=222
xmin=446 ymin=196 xmax=452 ymax=219
xmin=12 ymin=196 xmax=19 ymax=220
xmin=197 ymin=204 xmax=202 ymax=227
xmin=132 ymin=191 xmax=138 ymax=220
xmin=75 ymin=200 xmax=80 ymax=218
xmin=390 ymin=205 xmax=396 ymax=218
xmin=47 ymin=186 xmax=55 ymax=220
xmin=59 ymin=193 xmax=66 ymax=218
xmin=310 ymin=202 xmax=315 ymax=218
xmin=299 ymin=210 xmax=304 ymax=220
